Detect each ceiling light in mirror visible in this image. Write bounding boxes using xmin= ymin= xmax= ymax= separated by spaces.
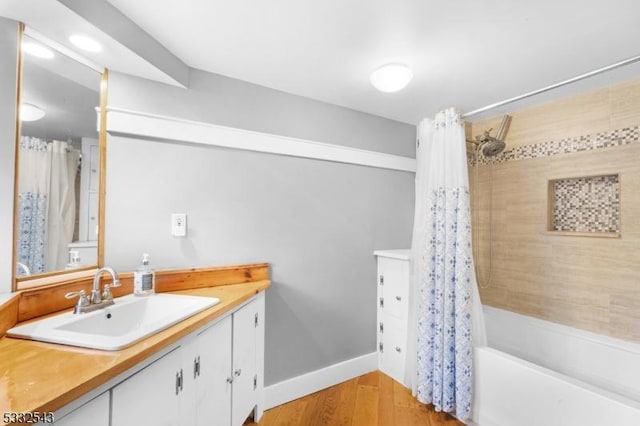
xmin=69 ymin=34 xmax=102 ymax=53
xmin=370 ymin=63 xmax=413 ymax=93
xmin=20 ymin=103 xmax=46 ymax=121
xmin=22 ymin=42 xmax=54 ymax=59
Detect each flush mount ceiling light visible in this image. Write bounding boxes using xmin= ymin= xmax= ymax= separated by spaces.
xmin=22 ymin=41 xmax=54 ymax=59
xmin=370 ymin=63 xmax=413 ymax=93
xmin=69 ymin=34 xmax=102 ymax=52
xmin=20 ymin=103 xmax=45 ymax=122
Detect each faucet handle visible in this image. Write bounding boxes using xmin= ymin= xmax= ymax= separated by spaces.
xmin=102 ymin=278 xmax=121 ymax=301
xmin=65 ymin=290 xmax=90 ymax=314
xmin=102 ymin=284 xmax=115 ymax=301
xmin=65 ymin=289 xmax=87 ymax=300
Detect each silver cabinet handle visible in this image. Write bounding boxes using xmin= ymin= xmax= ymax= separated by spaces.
xmin=379 ymin=322 xmax=384 ymax=333
xmin=395 ymin=347 xmax=401 ymax=353
xmin=194 ymin=356 xmax=201 ymax=379
xmin=379 ymin=275 xmax=384 ymax=285
xmin=175 ymin=371 xmax=181 ymax=395
xmin=234 ymin=368 xmax=242 ymax=377
xmin=379 ymin=297 xmax=384 ymax=308
xmin=395 ymin=295 xmax=402 ymax=301
xmin=226 ymin=377 xmax=233 ymax=384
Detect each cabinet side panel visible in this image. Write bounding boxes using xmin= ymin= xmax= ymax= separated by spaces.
xmin=254 ymin=292 xmax=265 ymax=421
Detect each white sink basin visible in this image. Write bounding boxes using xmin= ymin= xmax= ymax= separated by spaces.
xmin=7 ymin=293 xmax=220 ymax=351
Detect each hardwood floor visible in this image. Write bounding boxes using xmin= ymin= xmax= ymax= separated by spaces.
xmin=248 ymin=371 xmax=464 ymax=426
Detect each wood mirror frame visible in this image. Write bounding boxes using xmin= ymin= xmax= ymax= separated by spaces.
xmin=12 ymin=23 xmax=107 ymax=291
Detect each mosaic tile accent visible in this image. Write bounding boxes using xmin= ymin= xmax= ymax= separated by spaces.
xmin=552 ymin=175 xmax=620 ymax=233
xmin=473 ymin=125 xmax=640 ymax=165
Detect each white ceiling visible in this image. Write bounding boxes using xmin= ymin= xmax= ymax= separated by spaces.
xmin=6 ymin=0 xmax=640 ymax=125
xmin=104 ymin=0 xmax=640 ymax=124
xmin=0 ymin=0 xmax=182 ymax=86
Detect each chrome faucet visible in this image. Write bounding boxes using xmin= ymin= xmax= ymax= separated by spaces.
xmin=65 ymin=267 xmax=122 ymax=314
xmin=91 ymin=266 xmax=121 ymax=304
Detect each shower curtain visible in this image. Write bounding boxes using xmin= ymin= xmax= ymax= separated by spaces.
xmin=17 ymin=137 xmax=80 ymax=274
xmin=408 ymin=108 xmax=486 ymax=420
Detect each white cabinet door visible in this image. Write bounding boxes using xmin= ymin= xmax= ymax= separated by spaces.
xmin=378 ymin=257 xmax=409 ymax=319
xmin=232 ymin=299 xmax=258 ymax=426
xmin=180 ymin=335 xmax=199 ymax=426
xmin=378 ymin=312 xmax=406 ymax=384
xmin=54 ymin=392 xmax=109 ymax=426
xmin=194 ymin=316 xmax=233 ymax=426
xmin=112 ymin=348 xmax=182 ymax=426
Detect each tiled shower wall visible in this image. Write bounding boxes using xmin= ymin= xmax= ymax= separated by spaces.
xmin=469 ymin=78 xmax=640 ymax=343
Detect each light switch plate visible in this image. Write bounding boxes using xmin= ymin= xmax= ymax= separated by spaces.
xmin=171 ymin=213 xmax=187 ymax=237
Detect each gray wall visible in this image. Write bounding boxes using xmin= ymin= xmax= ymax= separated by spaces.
xmin=108 ymin=70 xmax=416 ymax=158
xmin=0 ymin=18 xmax=19 ymax=293
xmin=105 ymin=69 xmax=415 ymax=385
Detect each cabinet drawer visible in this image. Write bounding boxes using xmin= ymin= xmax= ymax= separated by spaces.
xmin=377 ymin=257 xmax=409 ymax=294
xmin=377 ymin=312 xmax=407 ymax=350
xmin=377 ymin=257 xmax=409 ymax=319
xmin=378 ymin=313 xmax=407 ymax=385
xmin=379 ymin=287 xmax=408 ymax=319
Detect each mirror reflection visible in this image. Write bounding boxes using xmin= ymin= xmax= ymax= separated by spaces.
xmin=16 ymin=35 xmax=101 ymax=278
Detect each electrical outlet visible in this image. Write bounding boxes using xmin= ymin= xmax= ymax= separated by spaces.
xmin=171 ymin=213 xmax=187 ymax=237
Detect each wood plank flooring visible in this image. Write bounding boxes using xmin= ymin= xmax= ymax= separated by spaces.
xmin=249 ymin=371 xmax=464 ymax=426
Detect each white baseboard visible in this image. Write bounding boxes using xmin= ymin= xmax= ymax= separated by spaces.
xmin=264 ymin=352 xmax=377 ymax=409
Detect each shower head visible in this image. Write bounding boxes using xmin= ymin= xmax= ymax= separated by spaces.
xmin=473 ymin=114 xmax=511 ymax=157
xmin=480 ymin=135 xmax=506 ymax=157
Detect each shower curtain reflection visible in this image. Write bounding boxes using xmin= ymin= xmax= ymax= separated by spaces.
xmin=17 ymin=136 xmax=80 ymax=275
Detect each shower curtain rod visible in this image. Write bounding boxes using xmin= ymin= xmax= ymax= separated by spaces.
xmin=461 ymin=53 xmax=640 ymax=119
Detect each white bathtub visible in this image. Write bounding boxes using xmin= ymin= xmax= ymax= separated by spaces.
xmin=470 ymin=306 xmax=640 ymax=426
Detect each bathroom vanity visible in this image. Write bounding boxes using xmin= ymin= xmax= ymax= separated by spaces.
xmin=66 ymin=292 xmax=264 ymax=426
xmin=0 ymin=277 xmax=268 ymax=426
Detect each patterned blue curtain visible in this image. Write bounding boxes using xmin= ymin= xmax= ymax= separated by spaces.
xmin=17 ymin=192 xmax=48 ymax=275
xmin=412 ymin=108 xmax=474 ymax=420
xmin=16 ymin=137 xmax=50 ymax=275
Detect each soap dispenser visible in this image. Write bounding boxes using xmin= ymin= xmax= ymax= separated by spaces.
xmin=133 ymin=253 xmax=155 ymax=296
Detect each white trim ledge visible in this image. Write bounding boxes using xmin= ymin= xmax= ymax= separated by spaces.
xmin=106 ymin=108 xmax=416 ymax=173
xmin=264 ymin=352 xmax=377 ymax=410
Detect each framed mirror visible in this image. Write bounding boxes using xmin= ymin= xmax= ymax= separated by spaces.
xmin=14 ymin=26 xmax=107 ymax=290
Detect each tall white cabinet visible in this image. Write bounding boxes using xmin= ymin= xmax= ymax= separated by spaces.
xmin=78 ymin=137 xmax=99 ymax=242
xmin=67 ymin=137 xmax=99 ymax=267
xmin=374 ymin=249 xmax=411 ymax=387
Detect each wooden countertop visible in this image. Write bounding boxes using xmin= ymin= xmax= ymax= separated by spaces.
xmin=0 ymin=280 xmax=270 ymax=418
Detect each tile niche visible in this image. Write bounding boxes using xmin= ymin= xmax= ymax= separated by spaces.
xmin=547 ymin=174 xmax=620 ymax=237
